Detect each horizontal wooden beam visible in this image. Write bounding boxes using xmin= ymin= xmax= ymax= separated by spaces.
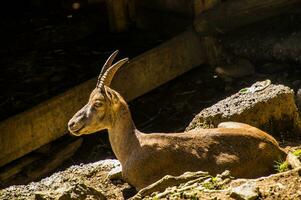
xmin=0 ymin=79 xmax=95 ymax=167
xmin=0 ymin=30 xmax=206 ymax=167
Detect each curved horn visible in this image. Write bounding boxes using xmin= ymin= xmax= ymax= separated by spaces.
xmin=99 ymin=58 xmax=129 ymax=87
xmin=97 ymin=50 xmax=119 ymax=87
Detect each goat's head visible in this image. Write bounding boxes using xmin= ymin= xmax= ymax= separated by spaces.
xmin=68 ymin=50 xmax=128 ymax=136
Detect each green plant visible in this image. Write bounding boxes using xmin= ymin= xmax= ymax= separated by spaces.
xmin=152 ymin=196 xmax=159 ymax=200
xmin=202 ymin=181 xmax=215 ymax=190
xmin=274 ymin=160 xmax=289 ymax=173
xmin=292 ymin=149 xmax=301 ymax=157
xmin=239 ymin=88 xmax=249 ymax=94
xmin=202 ymin=176 xmax=221 ymax=190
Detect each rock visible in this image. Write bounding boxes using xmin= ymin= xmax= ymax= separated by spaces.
xmin=35 ymin=183 xmax=106 ymax=200
xmin=107 ymin=165 xmax=122 ymax=180
xmin=217 ymin=170 xmax=231 ymax=179
xmin=132 ymin=171 xmax=211 ymax=199
xmin=251 ymin=167 xmax=301 ymax=199
xmin=286 ymin=152 xmax=301 ymax=169
xmin=26 ymin=138 xmax=83 ymax=180
xmin=186 ymin=80 xmax=301 ymax=138
xmin=0 ymin=159 xmax=126 ymax=200
xmin=230 ymin=182 xmax=259 ymax=200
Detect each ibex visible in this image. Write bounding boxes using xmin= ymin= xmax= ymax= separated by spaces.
xmin=68 ymin=50 xmax=286 ymax=190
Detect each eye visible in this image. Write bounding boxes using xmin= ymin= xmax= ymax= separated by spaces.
xmin=93 ymin=100 xmax=103 ymax=108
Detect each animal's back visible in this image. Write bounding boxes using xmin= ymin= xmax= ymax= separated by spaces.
xmin=124 ymin=126 xmax=286 ymax=189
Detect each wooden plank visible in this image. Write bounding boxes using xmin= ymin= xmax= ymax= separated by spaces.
xmin=0 ymin=79 xmax=95 ymax=167
xmin=194 ymin=0 xmax=301 ymax=36
xmin=0 ymin=30 xmax=206 ymax=167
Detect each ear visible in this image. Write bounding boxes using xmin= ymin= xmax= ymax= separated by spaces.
xmin=104 ymin=87 xmax=119 ymax=105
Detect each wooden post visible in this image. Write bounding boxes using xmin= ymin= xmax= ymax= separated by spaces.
xmin=106 ymin=0 xmax=129 ymax=32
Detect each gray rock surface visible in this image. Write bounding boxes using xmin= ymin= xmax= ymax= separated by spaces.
xmin=0 ymin=159 xmax=129 ymax=200
xmin=286 ymin=152 xmax=301 ymax=169
xmin=35 ymin=183 xmax=106 ymax=200
xmin=136 ymin=167 xmax=301 ymax=199
xmin=107 ymin=165 xmax=123 ymax=180
xmin=230 ymin=182 xmax=259 ymax=200
xmin=186 ymin=80 xmax=301 ymax=138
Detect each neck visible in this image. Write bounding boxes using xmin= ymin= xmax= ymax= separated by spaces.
xmin=107 ymin=102 xmax=140 ymax=165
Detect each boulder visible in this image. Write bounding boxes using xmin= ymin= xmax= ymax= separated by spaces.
xmin=186 ymin=80 xmax=301 ymax=138
xmin=0 ymin=159 xmax=130 ymax=200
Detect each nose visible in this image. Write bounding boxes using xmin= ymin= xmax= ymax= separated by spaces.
xmin=68 ymin=119 xmax=84 ymax=133
xmin=68 ymin=121 xmax=75 ymax=128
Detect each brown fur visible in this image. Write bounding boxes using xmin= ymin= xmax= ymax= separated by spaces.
xmin=68 ymin=55 xmax=286 ymax=190
xmin=68 ymin=86 xmax=286 ymax=190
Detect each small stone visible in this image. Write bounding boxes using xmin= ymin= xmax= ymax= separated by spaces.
xmin=107 ymin=165 xmax=122 ymax=180
xmin=220 ymin=170 xmax=231 ymax=179
xmin=230 ymin=182 xmax=259 ymax=200
xmin=286 ymin=152 xmax=301 ymax=169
